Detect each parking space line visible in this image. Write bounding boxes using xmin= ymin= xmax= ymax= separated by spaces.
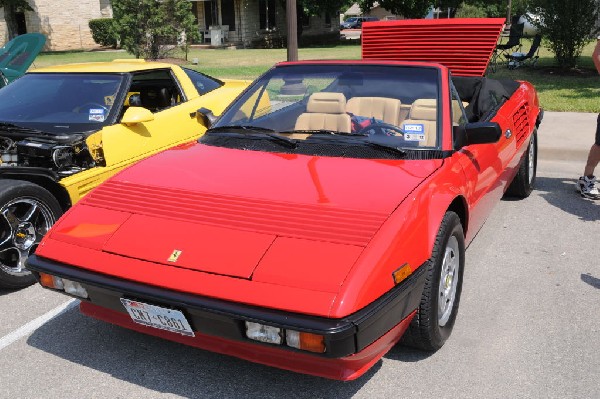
xmin=0 ymin=299 xmax=79 ymax=351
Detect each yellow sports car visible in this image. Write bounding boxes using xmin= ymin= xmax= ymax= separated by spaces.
xmin=0 ymin=59 xmax=248 ymax=288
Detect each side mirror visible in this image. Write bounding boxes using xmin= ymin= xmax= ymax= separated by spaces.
xmin=121 ymin=106 xmax=154 ymax=126
xmin=464 ymin=122 xmax=502 ymax=145
xmin=194 ymin=107 xmax=217 ymax=128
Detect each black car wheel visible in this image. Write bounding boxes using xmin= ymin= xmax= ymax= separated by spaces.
xmin=505 ymin=129 xmax=537 ymax=198
xmin=401 ymin=211 xmax=465 ymax=351
xmin=0 ymin=180 xmax=62 ymax=289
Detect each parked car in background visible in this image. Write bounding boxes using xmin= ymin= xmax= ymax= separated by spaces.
xmin=0 ymin=33 xmax=46 ymax=87
xmin=28 ymin=18 xmax=542 ymax=380
xmin=0 ymin=60 xmax=247 ymax=288
xmin=341 ymin=16 xmax=379 ymax=29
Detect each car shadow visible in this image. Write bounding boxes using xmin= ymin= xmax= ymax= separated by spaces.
xmin=0 ymin=287 xmax=22 ymax=296
xmin=384 ymin=344 xmax=433 ymax=362
xmin=27 ymin=307 xmax=378 ymax=398
xmin=504 ymin=176 xmax=599 ymax=221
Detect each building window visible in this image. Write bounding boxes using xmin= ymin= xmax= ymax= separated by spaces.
xmin=259 ymin=0 xmax=276 ymax=30
xmin=221 ymin=0 xmax=236 ymax=31
xmin=300 ymin=10 xmax=310 ymax=28
xmin=325 ymin=12 xmax=331 ymax=27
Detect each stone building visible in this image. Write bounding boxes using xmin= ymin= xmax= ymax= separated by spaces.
xmin=0 ymin=0 xmax=112 ymax=50
xmin=0 ymin=0 xmax=336 ymax=51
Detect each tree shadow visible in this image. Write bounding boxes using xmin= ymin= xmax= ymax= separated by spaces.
xmin=27 ymin=307 xmax=376 ymax=398
xmin=534 ymin=176 xmax=599 ymax=221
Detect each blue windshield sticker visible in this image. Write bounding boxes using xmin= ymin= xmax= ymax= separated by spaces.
xmin=89 ymin=108 xmax=105 ymax=122
xmin=403 ymin=124 xmax=425 ymax=141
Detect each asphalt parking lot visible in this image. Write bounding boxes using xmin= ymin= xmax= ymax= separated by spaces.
xmin=1 ymin=112 xmax=599 ymax=398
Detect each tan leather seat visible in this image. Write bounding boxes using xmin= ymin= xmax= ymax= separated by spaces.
xmin=401 ymin=99 xmax=437 ymax=147
xmin=346 ymin=97 xmax=402 ymax=126
xmin=294 ymin=92 xmax=351 ymax=133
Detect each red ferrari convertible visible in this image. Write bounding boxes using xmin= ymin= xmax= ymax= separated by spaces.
xmin=27 ymin=19 xmax=542 ymax=380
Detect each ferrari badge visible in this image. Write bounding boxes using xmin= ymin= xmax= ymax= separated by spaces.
xmin=168 ymin=250 xmax=182 ymax=262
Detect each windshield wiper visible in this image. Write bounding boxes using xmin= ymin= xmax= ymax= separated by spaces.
xmin=362 ymin=140 xmax=408 ymax=156
xmin=281 ymin=129 xmax=369 ymax=137
xmin=207 ymin=126 xmax=297 ymax=149
xmin=207 ymin=125 xmax=276 ymax=133
xmin=0 ymin=122 xmax=45 ymax=135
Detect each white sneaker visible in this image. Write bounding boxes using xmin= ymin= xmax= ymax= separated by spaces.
xmin=578 ymin=176 xmax=600 ymax=199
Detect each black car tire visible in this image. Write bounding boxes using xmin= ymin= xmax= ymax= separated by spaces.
xmin=505 ymin=129 xmax=537 ymax=198
xmin=401 ymin=211 xmax=465 ymax=351
xmin=0 ymin=180 xmax=63 ymax=289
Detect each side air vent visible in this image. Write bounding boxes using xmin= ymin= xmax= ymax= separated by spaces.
xmin=511 ymin=102 xmax=530 ymax=146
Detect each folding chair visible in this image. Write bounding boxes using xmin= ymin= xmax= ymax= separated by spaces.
xmin=489 ymin=17 xmax=524 ymax=73
xmin=507 ymin=34 xmax=542 ymax=69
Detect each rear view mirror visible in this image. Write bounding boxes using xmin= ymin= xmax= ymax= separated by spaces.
xmin=121 ymin=106 xmax=154 ymax=126
xmin=195 ymin=107 xmax=217 ymax=128
xmin=464 ymin=122 xmax=502 ymax=145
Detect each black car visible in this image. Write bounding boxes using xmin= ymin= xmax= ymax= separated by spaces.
xmin=341 ymin=16 xmax=379 ymax=29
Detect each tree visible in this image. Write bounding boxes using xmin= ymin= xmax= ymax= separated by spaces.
xmin=111 ymin=0 xmax=199 ymax=60
xmin=0 ymin=0 xmax=32 ymax=40
xmin=528 ymin=0 xmax=599 ymax=69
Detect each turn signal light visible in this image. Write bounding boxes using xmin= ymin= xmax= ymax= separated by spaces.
xmin=286 ymin=330 xmax=326 ymax=353
xmin=39 ymin=272 xmax=64 ymax=290
xmin=392 ymin=263 xmax=412 ymax=285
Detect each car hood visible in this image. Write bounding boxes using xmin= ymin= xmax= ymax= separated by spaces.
xmin=362 ymin=18 xmax=505 ymax=77
xmin=0 ymin=33 xmax=46 ymax=83
xmin=51 ymin=144 xmax=442 ymax=290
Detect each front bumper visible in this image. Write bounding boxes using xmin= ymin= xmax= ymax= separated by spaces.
xmin=27 ymin=254 xmax=426 ymax=380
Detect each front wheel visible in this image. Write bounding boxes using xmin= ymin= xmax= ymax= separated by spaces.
xmin=0 ymin=180 xmax=63 ymax=289
xmin=505 ymin=129 xmax=537 ymax=198
xmin=401 ymin=211 xmax=465 ymax=351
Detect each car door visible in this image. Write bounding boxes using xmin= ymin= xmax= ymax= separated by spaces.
xmin=99 ymin=68 xmax=205 ymax=169
xmin=453 ymin=93 xmax=515 ymax=242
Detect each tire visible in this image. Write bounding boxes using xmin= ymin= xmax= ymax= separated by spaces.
xmin=0 ymin=180 xmax=63 ymax=289
xmin=401 ymin=211 xmax=465 ymax=351
xmin=505 ymin=129 xmax=537 ymax=198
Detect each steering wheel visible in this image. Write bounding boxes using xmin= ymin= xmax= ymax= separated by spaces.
xmin=357 ymin=121 xmax=405 ymax=136
xmin=74 ymin=102 xmax=109 ymax=114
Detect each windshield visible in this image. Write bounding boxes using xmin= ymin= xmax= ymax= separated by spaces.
xmin=0 ymin=73 xmax=125 ymax=133
xmin=209 ymin=64 xmax=441 ymax=159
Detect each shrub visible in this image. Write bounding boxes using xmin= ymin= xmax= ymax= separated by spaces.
xmin=529 ymin=0 xmax=599 ymax=69
xmin=89 ymin=18 xmax=117 ymax=48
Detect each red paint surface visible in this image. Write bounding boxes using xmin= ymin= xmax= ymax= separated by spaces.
xmin=103 ymin=213 xmax=276 ymax=278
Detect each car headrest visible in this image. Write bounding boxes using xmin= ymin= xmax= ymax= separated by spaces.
xmin=410 ymin=99 xmax=437 ymax=121
xmin=140 ymin=87 xmax=171 ymax=110
xmin=306 ymin=92 xmax=347 ymax=114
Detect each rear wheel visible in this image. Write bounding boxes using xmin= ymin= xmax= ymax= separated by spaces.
xmin=506 ymin=129 xmax=537 ymax=198
xmin=0 ymin=180 xmax=62 ymax=289
xmin=401 ymin=211 xmax=465 ymax=351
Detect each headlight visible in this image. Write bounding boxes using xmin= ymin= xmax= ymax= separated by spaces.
xmin=245 ymin=321 xmax=282 ymax=344
xmin=39 ymin=272 xmax=88 ymax=299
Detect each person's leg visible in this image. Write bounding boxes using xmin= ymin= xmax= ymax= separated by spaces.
xmin=578 ymin=114 xmax=600 ymax=199
xmin=583 ymin=144 xmax=600 ymax=177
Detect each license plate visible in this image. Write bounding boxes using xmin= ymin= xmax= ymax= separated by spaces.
xmin=120 ymin=298 xmax=195 ymax=337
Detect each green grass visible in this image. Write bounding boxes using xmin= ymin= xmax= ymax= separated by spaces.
xmin=31 ymin=41 xmax=598 ymax=112
xmin=490 ymin=39 xmax=600 ymax=112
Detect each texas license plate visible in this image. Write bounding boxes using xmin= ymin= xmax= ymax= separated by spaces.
xmin=120 ymin=298 xmax=195 ymax=337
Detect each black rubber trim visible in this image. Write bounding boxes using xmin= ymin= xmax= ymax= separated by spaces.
xmin=27 ymin=254 xmax=426 ymax=358
xmin=0 ymin=167 xmax=59 ymax=180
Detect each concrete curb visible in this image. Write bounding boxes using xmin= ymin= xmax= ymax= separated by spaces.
xmin=537 ymin=111 xmax=597 ymax=162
